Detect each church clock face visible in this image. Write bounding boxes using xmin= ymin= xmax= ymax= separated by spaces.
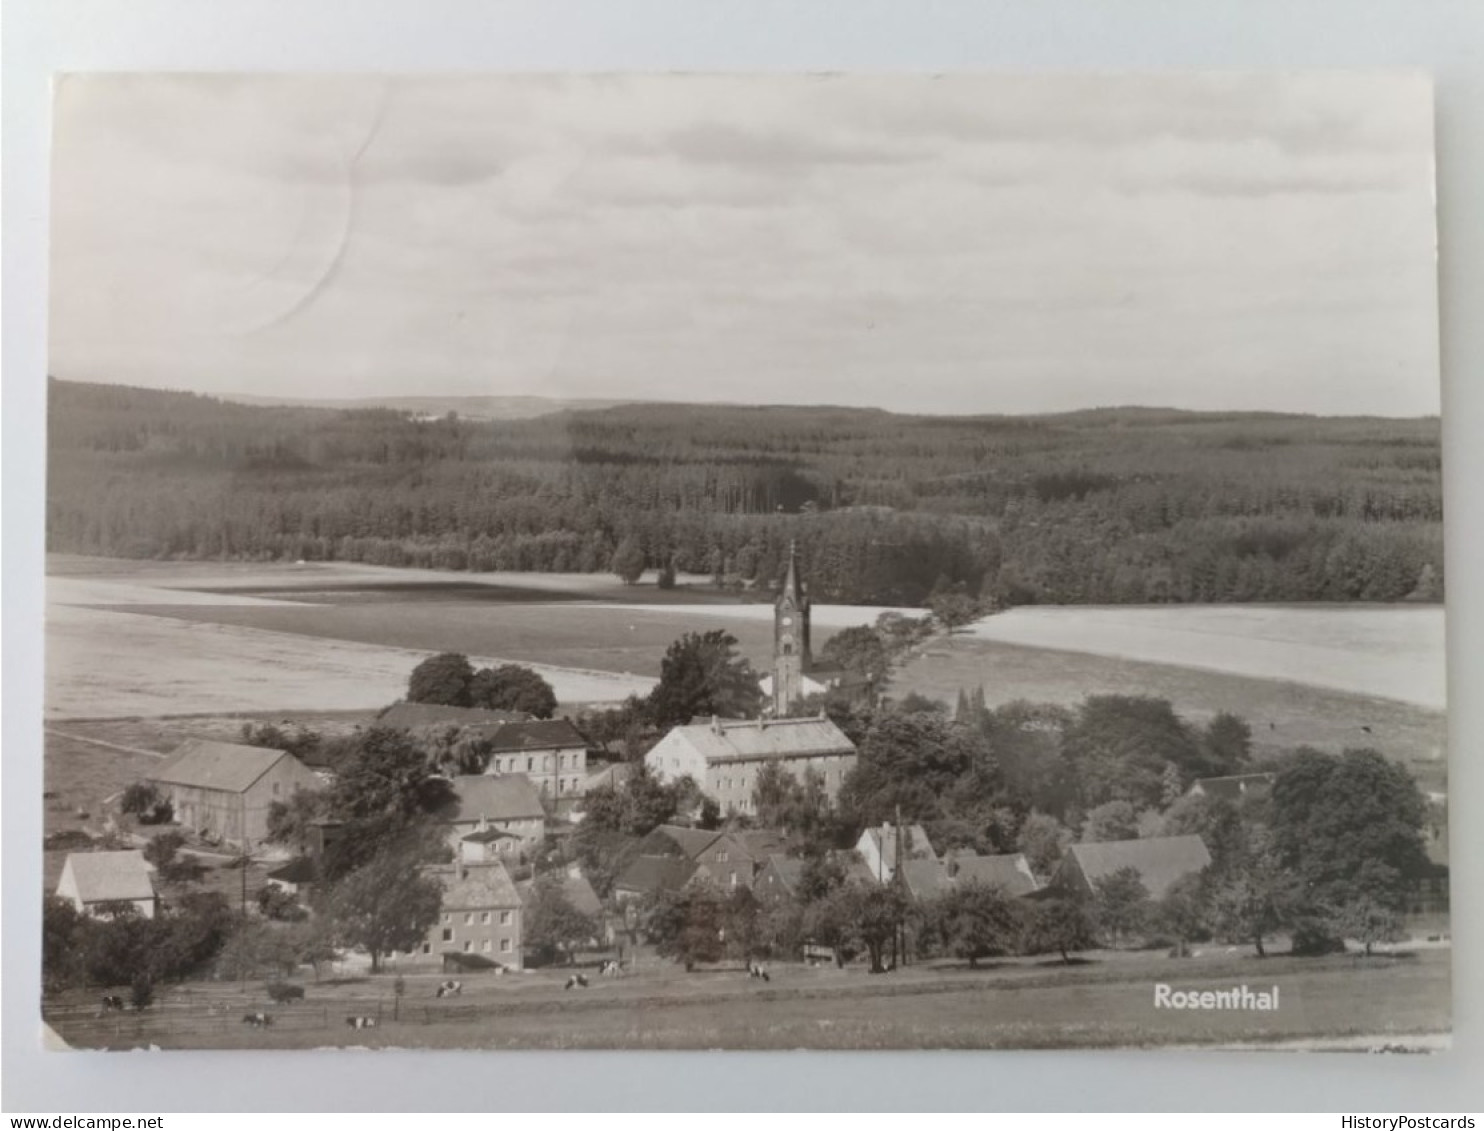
xmin=781 ymin=616 xmax=794 ymax=627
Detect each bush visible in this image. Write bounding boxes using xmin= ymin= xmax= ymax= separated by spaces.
xmin=130 ymin=976 xmax=154 ymax=1011
xmin=265 ymin=981 xmax=306 ymax=1002
xmin=1289 ymin=922 xmax=1347 ymax=957
xmin=120 ymin=782 xmax=172 ymax=825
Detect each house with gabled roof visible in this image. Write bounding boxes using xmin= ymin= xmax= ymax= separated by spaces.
xmin=484 ymin=720 xmax=591 ymax=802
xmin=855 ymin=823 xmax=937 ymax=885
xmin=149 ymin=739 xmax=319 ymax=848
xmin=56 ymin=850 xmax=158 ymax=919
xmin=645 ymin=714 xmax=857 ymax=816
xmin=944 ymin=851 xmax=1042 ymax=898
xmin=612 ymin=855 xmax=699 ymax=904
xmin=406 ymin=859 xmax=523 ymax=970
xmin=1049 ymin=836 xmax=1212 ymax=901
xmin=438 ymin=774 xmax=546 ymax=858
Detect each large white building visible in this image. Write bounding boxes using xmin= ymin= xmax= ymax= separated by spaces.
xmin=644 ymin=714 xmax=857 ymax=816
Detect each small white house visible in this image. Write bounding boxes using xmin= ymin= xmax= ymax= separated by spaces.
xmin=55 ymin=850 xmax=158 ymax=919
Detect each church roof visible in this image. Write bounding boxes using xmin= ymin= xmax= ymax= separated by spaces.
xmin=663 ymin=716 xmax=856 ymax=765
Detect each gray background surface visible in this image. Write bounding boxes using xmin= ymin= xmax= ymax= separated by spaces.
xmin=4 ymin=0 xmax=1481 ymax=1112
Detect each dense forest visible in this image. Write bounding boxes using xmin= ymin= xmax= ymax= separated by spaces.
xmin=46 ymin=379 xmax=1443 ymax=606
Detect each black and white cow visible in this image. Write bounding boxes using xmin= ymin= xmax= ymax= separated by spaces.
xmin=241 ymin=1012 xmax=274 ymax=1028
xmin=99 ymin=994 xmax=125 ymax=1013
xmin=435 ymin=980 xmax=463 ymax=998
xmin=563 ymin=973 xmax=590 ymax=990
xmin=598 ymin=960 xmax=622 ymax=978
xmin=748 ymin=962 xmax=771 ymax=982
xmin=345 ymin=1015 xmax=378 ymax=1030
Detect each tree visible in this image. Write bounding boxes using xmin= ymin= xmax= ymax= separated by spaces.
xmin=657 ymin=556 xmax=677 ymax=590
xmin=265 ymin=787 xmax=330 ymax=854
xmin=927 ymin=881 xmax=1022 ymax=968
xmin=1206 ymin=826 xmax=1294 ymax=958
xmin=323 ymin=727 xmax=454 ymax=878
xmin=143 ymin=831 xmax=206 ymax=886
xmin=839 ymin=883 xmax=909 ymax=974
xmin=928 ymin=579 xmax=982 ymax=631
xmin=469 ymin=664 xmax=557 ymax=718
xmin=1017 ymin=811 xmax=1073 ymax=881
xmin=1020 ymin=897 xmax=1097 ymax=964
xmin=1202 ymin=712 xmax=1252 ymax=774
xmin=1064 ymin=696 xmax=1206 ymax=811
xmin=611 ymin=534 xmax=646 ymax=585
xmin=406 ymin=652 xmax=475 ymax=707
xmin=1269 ymin=747 xmax=1429 ymax=943
xmin=646 ymin=630 xmax=763 ymax=728
xmin=641 ymin=883 xmax=725 ymax=971
xmin=120 ymin=782 xmax=172 ymax=825
xmin=324 ymin=838 xmax=444 ymax=972
xmin=42 ymin=897 xmax=87 ymax=993
xmin=1092 ymin=866 xmax=1151 ymax=948
xmin=1154 ymin=873 xmax=1208 ymax=955
xmin=1081 ymin=800 xmax=1139 ymax=843
xmin=818 ymin=625 xmax=890 ymax=683
xmin=525 ymin=875 xmax=599 ymax=966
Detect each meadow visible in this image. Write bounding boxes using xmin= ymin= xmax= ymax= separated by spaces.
xmin=44 ymin=947 xmax=1450 ymax=1052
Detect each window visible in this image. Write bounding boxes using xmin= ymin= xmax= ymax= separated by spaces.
xmin=441 ymin=928 xmax=453 ymax=942
xmin=481 ymin=911 xmax=491 ymax=925
xmin=499 ymin=910 xmax=511 ymax=926
xmin=441 ymin=914 xmax=451 ymax=925
xmin=482 ymin=939 xmax=492 ymax=953
xmin=463 ymin=941 xmax=472 ymax=953
xmin=272 ymin=782 xmax=280 ymax=795
xmin=729 ymin=871 xmax=738 ymax=888
xmin=464 ymin=913 xmax=474 ymax=926
xmin=543 ymin=756 xmax=550 ymax=771
xmin=500 ymin=938 xmax=512 ymax=953
xmin=526 ymin=757 xmax=533 ymax=771
xmin=717 ymin=851 xmax=728 ymax=862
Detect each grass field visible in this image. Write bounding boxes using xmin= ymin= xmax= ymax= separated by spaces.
xmin=44 ymin=947 xmax=1449 ymax=1052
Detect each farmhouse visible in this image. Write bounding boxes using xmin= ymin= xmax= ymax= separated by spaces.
xmin=645 ymin=715 xmax=857 ymax=816
xmin=1187 ymin=773 xmax=1277 ymax=804
xmin=1048 ymin=836 xmax=1212 ymax=901
xmin=612 ymin=855 xmax=698 ymax=903
xmin=516 ymin=868 xmax=604 ymax=920
xmin=944 ymin=851 xmax=1042 ymax=898
xmin=856 ymin=823 xmax=937 ymax=885
xmin=410 ymin=860 xmax=523 ymax=969
xmin=149 ymin=739 xmax=320 ymax=849
xmin=56 ymin=850 xmax=158 ymax=918
xmin=439 ymin=774 xmax=545 ymax=858
xmin=483 ymin=720 xmax=590 ymax=801
xmin=753 ymin=850 xmax=875 ymax=902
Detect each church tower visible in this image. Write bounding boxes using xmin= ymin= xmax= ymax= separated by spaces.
xmin=772 ymin=541 xmax=812 ymax=716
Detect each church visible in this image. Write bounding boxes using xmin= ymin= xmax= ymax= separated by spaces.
xmin=756 ymin=541 xmax=840 ymax=716
xmin=641 ymin=543 xmax=860 ymax=813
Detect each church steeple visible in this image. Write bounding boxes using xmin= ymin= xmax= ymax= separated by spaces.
xmin=772 ymin=540 xmax=812 ymax=716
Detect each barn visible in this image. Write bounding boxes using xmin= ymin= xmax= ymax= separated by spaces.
xmin=1047 ymin=836 xmax=1212 ymax=901
xmin=149 ymin=740 xmax=320 ymax=849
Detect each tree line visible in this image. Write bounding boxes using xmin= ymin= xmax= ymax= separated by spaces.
xmin=49 ymin=379 xmax=1442 ymax=605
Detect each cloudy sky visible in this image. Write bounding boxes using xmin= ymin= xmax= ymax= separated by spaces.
xmin=49 ymin=72 xmax=1439 ymax=415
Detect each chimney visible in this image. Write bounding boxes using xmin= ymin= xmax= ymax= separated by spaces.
xmin=711 ymin=715 xmax=722 ymax=736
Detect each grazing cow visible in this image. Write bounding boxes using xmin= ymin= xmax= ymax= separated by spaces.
xmin=564 ymin=974 xmax=590 ymax=990
xmin=599 ymin=960 xmax=622 ymax=977
xmin=435 ymin=980 xmax=463 ymax=998
xmin=100 ymin=994 xmax=125 ymax=1013
xmin=345 ymin=1015 xmax=378 ymax=1030
xmin=748 ymin=962 xmax=771 ymax=982
xmin=241 ymin=1012 xmax=273 ymax=1028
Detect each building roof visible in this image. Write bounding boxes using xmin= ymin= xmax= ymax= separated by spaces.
xmin=858 ymin=824 xmax=936 ymax=871
xmin=947 ymin=852 xmax=1040 ymax=898
xmin=645 ymin=825 xmax=724 ymax=860
xmin=756 ymin=855 xmax=806 ymax=896
xmin=60 ymin=850 xmax=156 ymax=905
xmin=613 ymin=855 xmax=697 ymax=896
xmin=730 ymin=828 xmax=790 ymax=861
xmin=377 ymin=701 xmax=528 ymax=732
xmin=266 ymin=856 xmax=318 ymax=885
xmin=427 ymin=860 xmax=521 ymax=910
xmin=1062 ymin=836 xmax=1212 ymax=900
xmin=1189 ymin=773 xmax=1277 ymax=803
xmin=444 ymin=774 xmax=545 ymax=824
xmin=486 ymin=720 xmax=589 ymax=752
xmin=461 ymin=825 xmax=522 ymax=844
xmin=151 ymin=739 xmax=296 ymax=794
xmin=516 ymin=872 xmax=604 ymax=919
xmin=662 ymin=716 xmax=856 ymax=765
xmin=583 ymin=762 xmax=635 ymax=793
xmin=898 ymin=857 xmax=953 ymax=900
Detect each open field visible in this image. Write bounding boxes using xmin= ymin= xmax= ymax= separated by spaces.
xmin=44 ymin=947 xmax=1449 ymax=1052
xmin=963 ymin=605 xmax=1445 ymax=709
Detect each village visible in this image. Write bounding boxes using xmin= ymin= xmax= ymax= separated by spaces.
xmin=40 ymin=547 xmax=1449 ymax=1050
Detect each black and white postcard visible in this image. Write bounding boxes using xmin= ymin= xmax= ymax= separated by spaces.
xmin=41 ymin=71 xmax=1448 ymax=1052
